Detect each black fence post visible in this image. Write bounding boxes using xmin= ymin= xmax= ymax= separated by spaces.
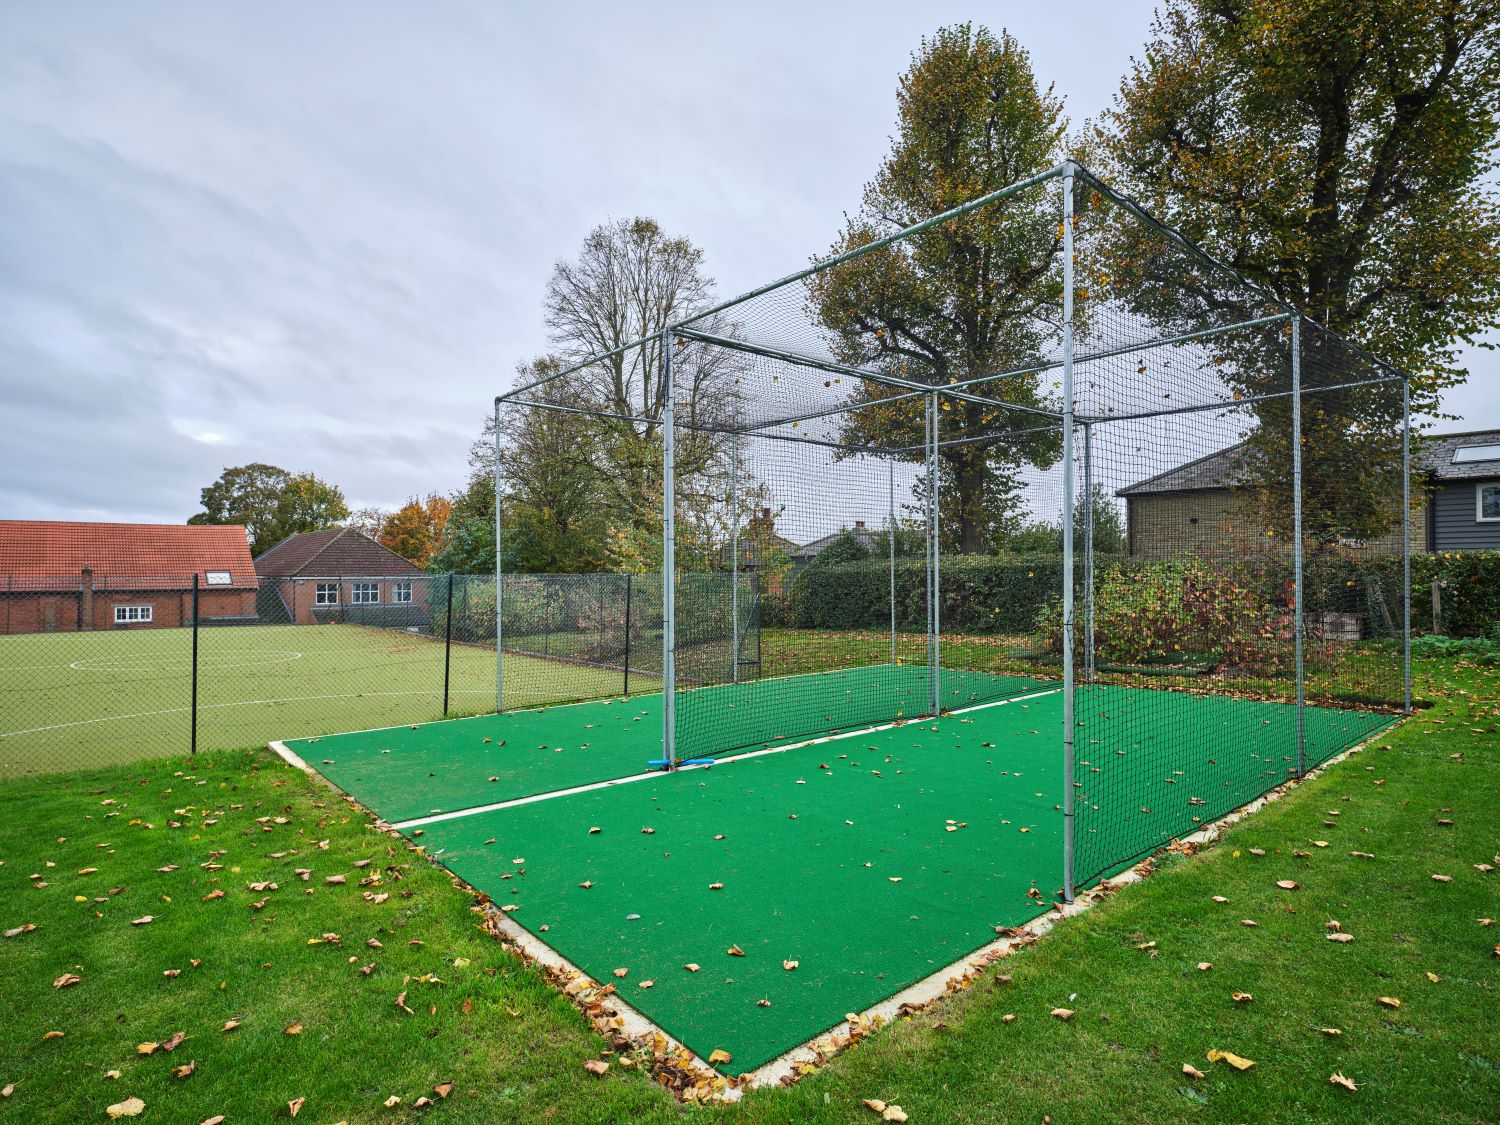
xmin=442 ymin=573 xmax=454 ymax=715
xmin=622 ymin=573 xmax=633 ymax=696
xmin=190 ymin=573 xmax=200 ymax=758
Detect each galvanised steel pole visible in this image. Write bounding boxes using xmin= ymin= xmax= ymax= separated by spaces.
xmin=662 ymin=333 xmax=678 ymax=766
xmin=1292 ymin=317 xmax=1306 ymax=779
xmin=190 ymin=572 xmax=200 ymax=758
xmin=932 ymin=393 xmax=942 ymax=712
xmin=1060 ymin=164 xmax=1077 ymax=905
xmin=442 ymin=572 xmax=454 ymax=715
xmin=494 ymin=398 xmax=504 ymax=713
xmin=1082 ymin=421 xmax=1095 ymax=685
xmin=1402 ymin=377 xmax=1413 ymax=714
xmin=925 ymin=393 xmax=938 ymax=715
xmin=730 ymin=437 xmax=740 ymax=685
xmin=889 ymin=457 xmax=897 ymax=667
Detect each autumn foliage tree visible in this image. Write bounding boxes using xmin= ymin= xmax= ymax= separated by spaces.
xmin=1098 ymin=0 xmax=1500 ymax=543
xmin=808 ymin=24 xmax=1069 ymax=553
xmin=378 ymin=493 xmax=452 ymax=568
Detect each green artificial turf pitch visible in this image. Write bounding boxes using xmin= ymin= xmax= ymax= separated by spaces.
xmin=288 ymin=678 xmax=1394 ymax=1073
xmin=288 ymin=664 xmax=1048 ymax=822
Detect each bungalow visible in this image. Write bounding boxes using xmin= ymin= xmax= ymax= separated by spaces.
xmin=1117 ymin=427 xmax=1500 ymax=559
xmin=0 ymin=520 xmax=257 ymax=635
xmin=254 ymin=528 xmax=428 ymax=627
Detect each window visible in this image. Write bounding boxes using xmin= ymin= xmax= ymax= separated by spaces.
xmin=114 ymin=605 xmax=152 ymax=624
xmin=392 ymin=581 xmax=413 ymax=604
xmin=1479 ymin=482 xmax=1500 ymax=522
xmin=1453 ymin=443 xmax=1500 ymax=464
xmin=351 ymin=582 xmax=380 ymax=604
xmin=315 ymin=582 xmax=339 ymax=605
xmin=204 ymin=570 xmax=232 ymax=586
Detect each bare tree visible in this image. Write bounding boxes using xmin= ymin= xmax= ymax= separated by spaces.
xmin=540 ymin=217 xmax=744 ymax=559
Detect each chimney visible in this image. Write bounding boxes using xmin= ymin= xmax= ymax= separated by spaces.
xmin=80 ymin=566 xmax=94 ymax=631
xmin=762 ymin=507 xmax=771 ymax=521
xmin=854 ymin=520 xmax=866 ymax=529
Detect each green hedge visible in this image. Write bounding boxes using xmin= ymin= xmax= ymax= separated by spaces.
xmin=760 ymin=549 xmax=1500 ymax=639
xmin=773 ymin=553 xmax=1073 ymax=635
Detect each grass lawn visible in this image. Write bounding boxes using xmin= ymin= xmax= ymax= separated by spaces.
xmin=0 ymin=624 xmax=652 ymax=777
xmin=0 ymin=655 xmax=1494 ymax=1122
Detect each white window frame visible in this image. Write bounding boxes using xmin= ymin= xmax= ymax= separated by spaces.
xmin=1477 ymin=481 xmax=1500 ymax=523
xmin=392 ymin=580 xmax=413 ymax=604
xmin=351 ymin=581 xmax=380 ymax=605
xmin=114 ymin=604 xmax=153 ymax=624
xmin=204 ymin=570 xmax=232 ymax=587
xmin=315 ymin=582 xmax=339 ymax=606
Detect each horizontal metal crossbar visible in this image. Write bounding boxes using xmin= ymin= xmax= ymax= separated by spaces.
xmin=676 ymin=328 xmax=1065 ymax=423
xmin=1078 ymin=373 xmax=1406 ymax=426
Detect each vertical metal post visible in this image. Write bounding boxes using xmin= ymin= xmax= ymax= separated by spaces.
xmin=925 ymin=393 xmax=938 ymax=715
xmin=888 ymin=457 xmax=897 ymax=666
xmin=1292 ymin=317 xmax=1306 ymax=778
xmin=662 ymin=333 xmax=678 ymax=766
xmin=442 ymin=572 xmax=454 ymax=715
xmin=622 ymin=573 xmax=633 ymax=696
xmin=493 ymin=398 xmax=504 ymax=713
xmin=1060 ymin=164 xmax=1077 ymax=905
xmin=730 ymin=437 xmax=740 ymax=684
xmin=1082 ymin=421 xmax=1095 ymax=685
xmin=190 ymin=573 xmax=200 ymax=758
xmin=1401 ymin=377 xmax=1412 ymax=714
xmin=932 ymin=397 xmax=941 ymax=711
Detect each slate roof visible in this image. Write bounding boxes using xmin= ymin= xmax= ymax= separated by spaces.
xmin=1117 ymin=428 xmax=1500 ymax=497
xmin=0 ymin=521 xmax=256 ymax=591
xmin=254 ymin=528 xmax=423 ymax=578
xmin=1419 ymin=428 xmax=1500 ymax=481
xmin=1115 ymin=443 xmax=1256 ymax=497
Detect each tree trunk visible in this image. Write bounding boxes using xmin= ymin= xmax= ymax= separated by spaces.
xmin=949 ymin=449 xmax=986 ymax=554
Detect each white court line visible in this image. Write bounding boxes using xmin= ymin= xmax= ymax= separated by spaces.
xmin=389 ymin=686 xmax=1062 ymax=832
xmin=0 ymin=686 xmax=563 ymax=740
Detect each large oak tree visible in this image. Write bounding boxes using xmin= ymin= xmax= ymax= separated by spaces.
xmin=808 ymin=24 xmax=1069 ymax=553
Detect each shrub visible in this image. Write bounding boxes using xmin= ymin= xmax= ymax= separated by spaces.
xmin=783 ymin=552 xmax=1070 ymax=634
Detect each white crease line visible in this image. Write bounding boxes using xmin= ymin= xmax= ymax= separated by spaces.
xmin=389 ymin=687 xmax=1061 ymax=831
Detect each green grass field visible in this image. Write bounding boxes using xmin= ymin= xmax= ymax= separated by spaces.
xmin=0 ymin=655 xmax=1492 ymax=1122
xmin=0 ymin=624 xmax=653 ymax=776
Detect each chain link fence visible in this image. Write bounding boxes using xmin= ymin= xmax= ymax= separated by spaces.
xmin=0 ymin=572 xmax=668 ymax=778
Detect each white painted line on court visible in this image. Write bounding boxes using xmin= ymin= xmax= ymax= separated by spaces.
xmin=388 ymin=686 xmax=1062 ymax=831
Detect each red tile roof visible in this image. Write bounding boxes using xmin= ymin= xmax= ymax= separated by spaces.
xmin=254 ymin=528 xmax=423 ymax=577
xmin=0 ymin=521 xmax=257 ymax=592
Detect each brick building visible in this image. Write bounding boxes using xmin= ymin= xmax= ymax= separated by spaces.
xmin=0 ymin=521 xmax=257 ymax=635
xmin=253 ymin=528 xmax=428 ymax=627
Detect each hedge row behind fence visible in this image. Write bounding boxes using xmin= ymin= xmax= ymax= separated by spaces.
xmin=768 ymin=553 xmax=1072 ymax=635
xmin=763 ymin=550 xmax=1500 ymax=639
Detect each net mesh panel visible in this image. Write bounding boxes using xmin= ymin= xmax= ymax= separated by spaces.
xmin=671 ymin=428 xmax=934 ymax=759
xmin=1061 ymin=178 xmax=1407 ymax=886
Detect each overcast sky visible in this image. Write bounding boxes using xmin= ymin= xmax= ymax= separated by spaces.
xmin=2 ymin=1 xmax=1496 ymax=525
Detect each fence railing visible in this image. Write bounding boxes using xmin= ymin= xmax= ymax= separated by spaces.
xmin=0 ymin=571 xmax=676 ymax=777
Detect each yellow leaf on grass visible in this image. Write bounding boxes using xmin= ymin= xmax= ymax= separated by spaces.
xmin=1330 ymin=1072 xmax=1359 ymax=1092
xmin=1377 ymin=997 xmax=1401 ymax=1009
xmin=709 ymin=1049 xmax=733 ymax=1065
xmin=1183 ymin=1063 xmax=1205 ymax=1079
xmin=288 ymin=1096 xmax=305 ymax=1117
xmin=106 ymin=1098 xmax=146 ymax=1118
xmin=1206 ymin=1048 xmax=1255 ymax=1070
